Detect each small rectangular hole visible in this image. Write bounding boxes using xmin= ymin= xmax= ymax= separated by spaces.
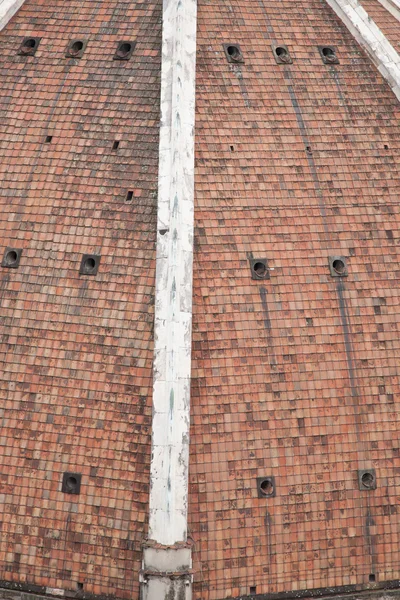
xmin=45 ymin=135 xmax=53 ymax=143
xmin=250 ymin=587 xmax=257 ymax=595
xmin=126 ymin=190 xmax=134 ymax=203
xmin=112 ymin=140 xmax=120 ymax=150
xmin=369 ymin=574 xmax=376 ymax=582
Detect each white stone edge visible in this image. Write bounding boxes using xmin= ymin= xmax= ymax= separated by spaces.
xmin=0 ymin=0 xmax=26 ymax=31
xmin=148 ymin=0 xmax=197 ymax=547
xmin=325 ymin=0 xmax=400 ymax=101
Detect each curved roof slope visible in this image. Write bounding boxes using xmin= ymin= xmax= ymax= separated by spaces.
xmin=358 ymin=0 xmax=400 ymax=54
xmin=189 ymin=0 xmax=400 ymax=598
xmin=0 ymin=0 xmax=160 ymax=596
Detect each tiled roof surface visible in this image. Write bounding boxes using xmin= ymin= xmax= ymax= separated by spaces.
xmin=189 ymin=0 xmax=400 ymax=598
xmin=0 ymin=0 xmax=160 ymax=596
xmin=1 ymin=0 xmax=400 ymax=598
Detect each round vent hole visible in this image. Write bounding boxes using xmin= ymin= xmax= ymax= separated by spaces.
xmin=332 ymin=259 xmax=345 ymax=274
xmin=70 ymin=41 xmax=84 ymax=55
xmin=21 ymin=38 xmax=36 ymax=53
xmin=66 ymin=476 xmax=78 ymax=492
xmin=227 ymin=45 xmax=241 ymax=60
xmin=260 ymin=478 xmax=274 ymax=496
xmin=253 ymin=262 xmax=267 ymax=277
xmin=83 ymin=257 xmax=96 ymax=272
xmin=322 ymin=47 xmax=335 ymax=58
xmin=361 ymin=472 xmax=374 ymax=488
xmin=117 ymin=42 xmax=132 ymax=58
xmin=5 ymin=250 xmax=18 ymax=265
xmin=276 ymin=47 xmax=287 ymax=57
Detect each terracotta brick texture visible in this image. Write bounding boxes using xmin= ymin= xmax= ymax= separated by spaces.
xmin=1 ymin=0 xmax=400 ymax=599
xmin=189 ymin=0 xmax=400 ymax=599
xmin=0 ymin=0 xmax=160 ymax=597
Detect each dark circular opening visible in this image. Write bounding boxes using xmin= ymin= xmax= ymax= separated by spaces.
xmin=70 ymin=40 xmax=84 ymax=55
xmin=361 ymin=472 xmax=374 ymax=488
xmin=84 ymin=257 xmax=96 ymax=271
xmin=332 ymin=259 xmax=345 ymax=274
xmin=276 ymin=47 xmax=287 ymax=57
xmin=117 ymin=42 xmax=132 ymax=57
xmin=227 ymin=45 xmax=241 ymax=59
xmin=5 ymin=250 xmax=18 ymax=265
xmin=322 ymin=47 xmax=335 ymax=57
xmin=253 ymin=262 xmax=267 ymax=277
xmin=21 ymin=38 xmax=36 ymax=53
xmin=260 ymin=478 xmax=274 ymax=496
xmin=66 ymin=476 xmax=77 ymax=491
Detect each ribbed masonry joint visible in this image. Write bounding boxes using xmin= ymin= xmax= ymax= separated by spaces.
xmin=141 ymin=547 xmax=193 ymax=600
xmin=140 ymin=575 xmax=192 ymax=600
